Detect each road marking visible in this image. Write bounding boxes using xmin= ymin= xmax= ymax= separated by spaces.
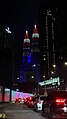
xmin=0 ymin=114 xmax=6 ymax=118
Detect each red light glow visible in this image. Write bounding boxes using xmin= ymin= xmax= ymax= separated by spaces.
xmin=29 ymin=97 xmax=32 ymax=101
xmin=56 ymin=98 xmax=65 ymax=105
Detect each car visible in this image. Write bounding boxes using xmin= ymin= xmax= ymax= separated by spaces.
xmin=27 ymin=96 xmax=37 ymax=108
xmin=15 ymin=98 xmax=21 ymax=103
xmin=24 ymin=97 xmax=29 ymax=105
xmin=42 ymin=90 xmax=67 ymax=119
xmin=33 ymin=95 xmax=47 ymax=111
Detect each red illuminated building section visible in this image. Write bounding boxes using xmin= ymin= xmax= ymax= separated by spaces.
xmin=32 ymin=24 xmax=39 ymax=44
xmin=23 ymin=30 xmax=31 ymax=48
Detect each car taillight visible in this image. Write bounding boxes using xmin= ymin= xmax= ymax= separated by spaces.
xmin=29 ymin=97 xmax=32 ymax=101
xmin=38 ymin=100 xmax=41 ymax=104
xmin=55 ymin=98 xmax=65 ymax=105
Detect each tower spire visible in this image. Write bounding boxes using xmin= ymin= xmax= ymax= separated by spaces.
xmin=23 ymin=27 xmax=30 ymax=48
xmin=24 ymin=26 xmax=29 ymax=39
xmin=32 ymin=24 xmax=39 ymax=38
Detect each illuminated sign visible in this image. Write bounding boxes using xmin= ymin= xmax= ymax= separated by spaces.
xmin=39 ymin=77 xmax=60 ymax=86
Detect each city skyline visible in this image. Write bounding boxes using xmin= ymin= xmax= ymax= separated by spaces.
xmin=0 ymin=0 xmax=67 ymax=92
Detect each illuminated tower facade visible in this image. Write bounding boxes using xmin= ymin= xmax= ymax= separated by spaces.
xmin=45 ymin=10 xmax=56 ymax=77
xmin=22 ymin=29 xmax=31 ymax=82
xmin=31 ymin=25 xmax=40 ymax=82
xmin=39 ymin=7 xmax=58 ymax=80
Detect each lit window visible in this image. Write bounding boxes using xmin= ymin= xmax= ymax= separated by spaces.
xmin=43 ymin=75 xmax=45 ymax=78
xmin=31 ymin=76 xmax=34 ymax=78
xmin=43 ymin=58 xmax=46 ymax=60
xmin=32 ymin=64 xmax=36 ymax=67
xmin=53 ymin=64 xmax=56 ymax=68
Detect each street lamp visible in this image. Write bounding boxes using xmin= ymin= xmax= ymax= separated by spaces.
xmin=64 ymin=62 xmax=67 ymax=66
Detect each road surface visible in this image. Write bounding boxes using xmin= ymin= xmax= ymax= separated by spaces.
xmin=0 ymin=102 xmax=45 ymax=119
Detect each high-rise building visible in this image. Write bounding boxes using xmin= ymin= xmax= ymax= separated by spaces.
xmin=31 ymin=25 xmax=40 ymax=82
xmin=22 ymin=28 xmax=32 ymax=82
xmin=39 ymin=0 xmax=67 ymax=83
xmin=39 ymin=9 xmax=57 ymax=80
xmin=21 ymin=25 xmax=40 ymax=84
xmin=19 ymin=25 xmax=40 ymax=93
xmin=0 ymin=24 xmax=15 ymax=88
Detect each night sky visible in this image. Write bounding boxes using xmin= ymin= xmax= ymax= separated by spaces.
xmin=0 ymin=0 xmax=40 ymax=39
xmin=0 ymin=0 xmax=66 ymax=41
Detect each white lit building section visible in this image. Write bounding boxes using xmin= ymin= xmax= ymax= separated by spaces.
xmin=24 ymin=38 xmax=30 ymax=43
xmin=32 ymin=33 xmax=39 ymax=38
xmin=32 ymin=25 xmax=39 ymax=38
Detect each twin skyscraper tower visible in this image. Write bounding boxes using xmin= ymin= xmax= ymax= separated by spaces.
xmin=22 ymin=25 xmax=40 ymax=83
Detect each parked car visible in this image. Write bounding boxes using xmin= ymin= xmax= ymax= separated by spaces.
xmin=42 ymin=90 xmax=67 ymax=119
xmin=33 ymin=95 xmax=47 ymax=111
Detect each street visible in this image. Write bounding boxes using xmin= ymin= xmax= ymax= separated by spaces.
xmin=0 ymin=103 xmax=45 ymax=119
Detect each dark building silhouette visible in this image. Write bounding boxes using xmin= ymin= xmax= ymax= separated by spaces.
xmin=0 ymin=24 xmax=15 ymax=88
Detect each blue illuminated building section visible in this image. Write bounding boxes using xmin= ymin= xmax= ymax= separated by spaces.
xmin=22 ymin=29 xmax=31 ymax=82
xmin=32 ymin=53 xmax=40 ymax=83
xmin=22 ymin=25 xmax=40 ymax=83
xmin=27 ymin=55 xmax=31 ymax=63
xmin=22 ymin=55 xmax=31 ymax=63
